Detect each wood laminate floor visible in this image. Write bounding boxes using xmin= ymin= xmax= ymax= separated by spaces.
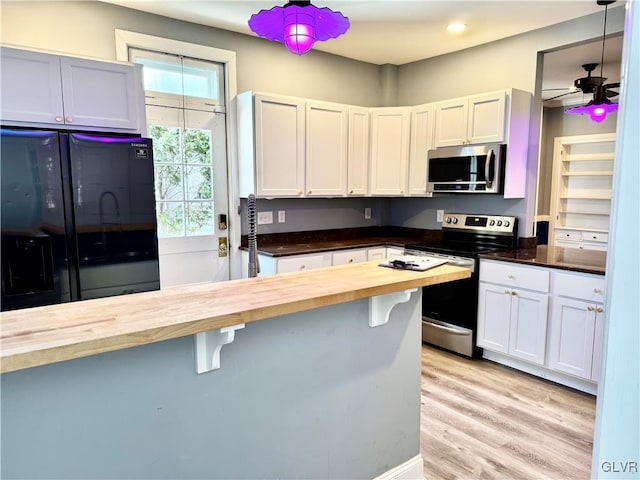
xmin=420 ymin=345 xmax=596 ymax=480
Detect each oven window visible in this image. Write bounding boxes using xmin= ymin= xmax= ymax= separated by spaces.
xmin=422 ymin=275 xmax=478 ymax=330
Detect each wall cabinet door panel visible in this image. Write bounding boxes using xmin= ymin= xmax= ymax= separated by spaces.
xmin=347 ymin=106 xmax=369 ymax=196
xmin=254 ymin=94 xmax=306 ymax=197
xmin=305 ymin=101 xmax=348 ymax=197
xmin=408 ymin=103 xmax=434 ymax=195
xmin=369 ymin=107 xmax=410 ymax=195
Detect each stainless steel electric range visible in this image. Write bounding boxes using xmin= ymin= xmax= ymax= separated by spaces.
xmin=405 ymin=213 xmax=518 ymax=357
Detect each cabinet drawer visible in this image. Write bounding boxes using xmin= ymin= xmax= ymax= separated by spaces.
xmin=556 ymin=230 xmax=582 ymax=241
xmin=583 ymin=232 xmax=608 ymax=243
xmin=277 ymin=254 xmax=327 ymax=273
xmin=480 ymin=260 xmax=549 ymax=292
xmin=553 ymin=270 xmax=606 ymax=301
xmin=332 ymin=249 xmax=368 ymax=266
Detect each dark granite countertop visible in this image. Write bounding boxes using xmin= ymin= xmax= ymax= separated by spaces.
xmin=241 ymin=226 xmax=442 ymax=257
xmin=479 ymin=245 xmax=606 ymax=275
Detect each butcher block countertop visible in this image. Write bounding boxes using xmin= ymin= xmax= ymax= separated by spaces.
xmin=0 ymin=260 xmax=470 ymax=374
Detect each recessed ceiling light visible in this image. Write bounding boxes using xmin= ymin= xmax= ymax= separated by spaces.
xmin=447 ymin=23 xmax=466 ymax=33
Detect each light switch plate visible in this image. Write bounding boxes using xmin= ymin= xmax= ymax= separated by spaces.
xmin=364 ymin=207 xmax=372 ymax=219
xmin=436 ymin=210 xmax=444 ymax=222
xmin=278 ymin=210 xmax=286 ymax=223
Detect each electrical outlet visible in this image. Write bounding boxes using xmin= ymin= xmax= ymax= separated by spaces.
xmin=437 ymin=210 xmax=444 ymax=222
xmin=364 ymin=207 xmax=372 ymax=219
xmin=257 ymin=211 xmax=273 ymax=225
xmin=278 ymin=210 xmax=286 ymax=223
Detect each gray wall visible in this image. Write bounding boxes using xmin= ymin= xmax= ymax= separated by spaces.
xmin=537 ymin=106 xmax=618 ymax=216
xmin=0 ymin=1 xmax=382 ymax=107
xmin=1 ymin=296 xmax=422 ymax=479
xmin=241 ymin=197 xmax=388 ymax=234
xmin=0 ymin=1 xmax=627 ymax=240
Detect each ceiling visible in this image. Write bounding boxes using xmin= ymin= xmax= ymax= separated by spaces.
xmin=102 ymin=1 xmax=624 ymax=104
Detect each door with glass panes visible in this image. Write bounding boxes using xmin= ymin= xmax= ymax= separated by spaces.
xmin=130 ymin=49 xmax=229 ymax=287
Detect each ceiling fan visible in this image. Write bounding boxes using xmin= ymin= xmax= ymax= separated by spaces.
xmin=544 ymin=62 xmax=620 ymax=103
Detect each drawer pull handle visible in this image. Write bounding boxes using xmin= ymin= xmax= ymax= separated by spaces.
xmin=597 ymin=307 xmax=604 ymax=313
xmin=55 ymin=116 xmax=64 ymax=123
xmin=508 ymin=274 xmax=515 ymax=280
xmin=348 ymin=259 xmax=354 ymax=263
xmin=505 ymin=289 xmax=510 ymax=294
xmin=300 ymin=265 xmax=306 ymax=270
xmin=511 ymin=291 xmax=517 ymax=296
xmin=588 ymin=306 xmax=595 ymax=312
xmin=594 ymin=288 xmax=602 ymax=294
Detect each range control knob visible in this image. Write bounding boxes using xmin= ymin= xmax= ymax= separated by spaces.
xmin=445 ymin=217 xmax=452 ymax=224
xmin=452 ymin=218 xmax=458 ymax=224
xmin=504 ymin=220 xmax=510 ymax=227
xmin=496 ymin=220 xmax=503 ymax=226
xmin=489 ymin=220 xmax=496 ymax=226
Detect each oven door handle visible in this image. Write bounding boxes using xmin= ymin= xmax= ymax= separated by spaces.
xmin=425 ymin=321 xmax=471 ymax=335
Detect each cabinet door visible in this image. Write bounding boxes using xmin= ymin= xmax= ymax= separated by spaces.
xmin=408 ymin=103 xmax=433 ymax=195
xmin=60 ymin=57 xmax=141 ymax=130
xmin=254 ymin=94 xmax=305 ymax=197
xmin=467 ymin=91 xmax=506 ymax=145
xmin=347 ymin=106 xmax=369 ymax=196
xmin=0 ymin=47 xmax=64 ymax=125
xmin=433 ymin=97 xmax=468 ymax=147
xmin=305 ymin=100 xmax=348 ymax=196
xmin=369 ymin=108 xmax=410 ymax=195
xmin=477 ymin=282 xmax=512 ymax=354
xmin=508 ymin=289 xmax=549 ymax=365
xmin=548 ymin=297 xmax=596 ymax=379
xmin=591 ymin=305 xmax=606 ymax=382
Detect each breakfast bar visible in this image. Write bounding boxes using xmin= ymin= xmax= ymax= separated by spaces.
xmin=1 ymin=261 xmax=469 ymax=479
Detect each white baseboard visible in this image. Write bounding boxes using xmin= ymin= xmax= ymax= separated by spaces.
xmin=482 ymin=350 xmax=597 ymax=395
xmin=373 ymin=454 xmax=424 ymax=480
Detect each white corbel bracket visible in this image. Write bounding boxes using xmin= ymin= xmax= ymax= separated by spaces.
xmin=194 ymin=324 xmax=245 ymax=374
xmin=369 ymin=288 xmax=418 ymax=328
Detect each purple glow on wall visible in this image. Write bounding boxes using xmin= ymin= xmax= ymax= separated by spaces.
xmin=248 ymin=1 xmax=349 ymax=56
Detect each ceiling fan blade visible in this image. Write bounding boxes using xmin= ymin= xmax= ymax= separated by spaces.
xmin=542 ymin=88 xmax=572 ymax=92
xmin=604 ymin=82 xmax=620 ymax=88
xmin=544 ymin=91 xmax=579 ymax=102
xmin=605 ymin=89 xmax=619 ymax=98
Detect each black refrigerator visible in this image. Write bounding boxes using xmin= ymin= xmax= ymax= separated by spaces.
xmin=1 ymin=128 xmax=160 ymax=312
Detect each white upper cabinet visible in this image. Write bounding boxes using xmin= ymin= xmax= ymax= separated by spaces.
xmin=1 ymin=46 xmax=144 ymax=132
xmin=238 ymin=92 xmax=355 ymax=198
xmin=238 ymin=92 xmax=306 ymax=197
xmin=434 ymin=91 xmax=506 ymax=147
xmin=347 ymin=106 xmax=369 ymax=196
xmin=408 ymin=103 xmax=434 ymax=196
xmin=369 ymin=107 xmax=411 ymax=196
xmin=433 ymin=89 xmax=531 ymax=198
xmin=305 ymin=100 xmax=348 ymax=197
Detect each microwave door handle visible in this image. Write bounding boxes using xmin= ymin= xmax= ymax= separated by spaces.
xmin=485 ymin=149 xmax=495 ymax=188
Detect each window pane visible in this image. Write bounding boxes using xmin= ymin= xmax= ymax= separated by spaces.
xmin=184 ymin=128 xmax=212 ymax=164
xmin=186 ymin=201 xmax=214 ymax=236
xmin=149 ymin=125 xmax=181 ymax=163
xmin=156 ymin=202 xmax=185 ymax=237
xmin=185 ymin=165 xmax=213 ymax=200
xmin=155 ymin=164 xmax=184 ymax=201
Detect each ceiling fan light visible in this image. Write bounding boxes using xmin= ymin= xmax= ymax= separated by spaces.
xmin=248 ymin=1 xmax=349 ymax=56
xmin=565 ymin=98 xmax=618 ymax=122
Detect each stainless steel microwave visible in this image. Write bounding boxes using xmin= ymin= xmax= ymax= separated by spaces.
xmin=426 ymin=144 xmax=506 ymax=193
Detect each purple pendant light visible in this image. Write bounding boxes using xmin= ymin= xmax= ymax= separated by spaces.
xmin=565 ymin=0 xmax=619 ymax=123
xmin=248 ymin=1 xmax=350 ymax=56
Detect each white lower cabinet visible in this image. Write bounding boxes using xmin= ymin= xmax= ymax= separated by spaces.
xmin=548 ymin=270 xmax=606 ymax=382
xmin=477 ymin=259 xmax=606 ymax=393
xmin=477 ymin=261 xmax=549 ymax=365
